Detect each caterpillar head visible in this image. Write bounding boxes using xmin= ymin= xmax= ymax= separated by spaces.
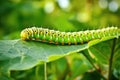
xmin=20 ymin=29 xmax=29 ymax=40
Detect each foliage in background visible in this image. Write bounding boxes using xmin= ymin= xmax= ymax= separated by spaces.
xmin=0 ymin=0 xmax=120 ymax=39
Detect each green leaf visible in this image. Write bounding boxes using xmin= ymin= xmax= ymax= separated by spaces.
xmin=81 ymin=71 xmax=103 ymax=80
xmin=0 ymin=39 xmax=87 ymax=72
xmin=47 ymin=57 xmax=69 ymax=80
xmin=67 ymin=53 xmax=92 ymax=80
xmin=88 ymin=38 xmax=120 ymax=79
xmin=0 ymin=36 xmax=118 ymax=73
xmin=112 ymin=38 xmax=120 ymax=79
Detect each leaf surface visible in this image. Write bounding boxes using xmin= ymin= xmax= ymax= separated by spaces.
xmin=0 ymin=36 xmax=118 ymax=72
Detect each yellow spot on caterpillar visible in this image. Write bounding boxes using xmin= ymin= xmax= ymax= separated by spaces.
xmin=20 ymin=30 xmax=29 ymax=40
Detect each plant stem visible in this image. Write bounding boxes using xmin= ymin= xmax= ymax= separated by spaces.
xmin=82 ymin=50 xmax=98 ymax=70
xmin=44 ymin=62 xmax=47 ymax=80
xmin=81 ymin=50 xmax=106 ymax=80
xmin=35 ymin=66 xmax=39 ymax=80
xmin=108 ymin=39 xmax=116 ymax=80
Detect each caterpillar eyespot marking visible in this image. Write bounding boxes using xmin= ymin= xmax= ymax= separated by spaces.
xmin=21 ymin=27 xmax=120 ymax=45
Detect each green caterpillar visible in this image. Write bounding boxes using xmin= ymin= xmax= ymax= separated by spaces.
xmin=21 ymin=27 xmax=120 ymax=45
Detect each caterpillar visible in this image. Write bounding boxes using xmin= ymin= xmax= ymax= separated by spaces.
xmin=20 ymin=27 xmax=120 ymax=45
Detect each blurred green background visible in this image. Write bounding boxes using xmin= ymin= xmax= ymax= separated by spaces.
xmin=0 ymin=0 xmax=120 ymax=80
xmin=0 ymin=0 xmax=120 ymax=39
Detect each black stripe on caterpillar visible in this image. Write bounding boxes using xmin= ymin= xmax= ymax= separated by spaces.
xmin=20 ymin=27 xmax=120 ymax=45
